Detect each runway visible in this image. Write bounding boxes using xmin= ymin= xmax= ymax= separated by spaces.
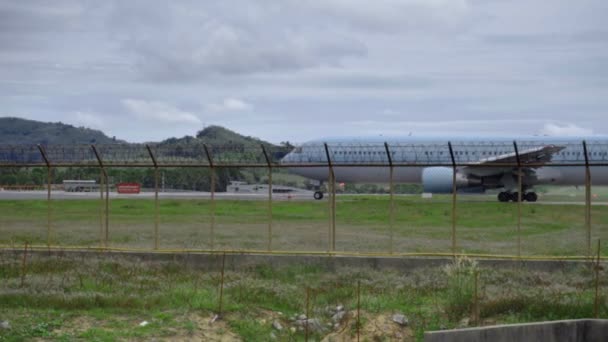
xmin=0 ymin=190 xmax=315 ymax=201
xmin=0 ymin=190 xmax=607 ymax=205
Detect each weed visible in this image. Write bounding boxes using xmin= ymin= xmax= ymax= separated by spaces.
xmin=443 ymin=256 xmax=479 ymax=321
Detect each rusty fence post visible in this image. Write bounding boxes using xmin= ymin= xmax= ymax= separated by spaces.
xmin=204 ymin=144 xmax=216 ymax=250
xmin=385 ymin=142 xmax=395 ymax=254
xmin=37 ymin=145 xmax=52 ymax=247
xmin=513 ymin=141 xmax=522 ymax=259
xmin=261 ymin=145 xmax=273 ymax=251
xmin=594 ymin=239 xmax=601 ymax=318
xmin=583 ymin=141 xmax=592 ymax=258
xmin=218 ymin=252 xmax=226 ymax=318
xmin=146 ymin=145 xmax=160 ymax=250
xmin=357 ymin=280 xmax=361 ymax=342
xmin=448 ymin=142 xmax=457 ymax=257
xmin=305 ymin=287 xmax=311 ymax=341
xmin=92 ymin=145 xmax=109 ymax=248
xmin=20 ymin=241 xmax=29 ymax=288
xmin=474 ymin=270 xmax=480 ymax=325
xmin=98 ymin=168 xmax=105 ymax=247
xmin=324 ymin=143 xmax=336 ymax=252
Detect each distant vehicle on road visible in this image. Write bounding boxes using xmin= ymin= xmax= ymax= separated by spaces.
xmin=63 ymin=180 xmax=98 ymax=192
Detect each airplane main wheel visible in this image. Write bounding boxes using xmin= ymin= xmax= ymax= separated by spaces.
xmin=313 ymin=191 xmax=324 ymax=200
xmin=498 ymin=192 xmax=510 ymax=202
xmin=524 ymin=192 xmax=538 ymax=202
xmin=511 ymin=192 xmax=520 ymax=202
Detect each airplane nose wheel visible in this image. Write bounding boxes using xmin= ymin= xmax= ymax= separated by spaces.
xmin=524 ymin=192 xmax=538 ymax=202
xmin=313 ymin=191 xmax=324 ymax=200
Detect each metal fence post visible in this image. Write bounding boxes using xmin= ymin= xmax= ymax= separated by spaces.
xmin=98 ymin=168 xmax=105 ymax=247
xmin=357 ymin=279 xmax=361 ymax=342
xmin=594 ymin=239 xmax=601 ymax=318
xmin=146 ymin=145 xmax=160 ymax=250
xmin=37 ymin=145 xmax=52 ymax=247
xmin=583 ymin=141 xmax=592 ymax=257
xmin=384 ymin=142 xmax=394 ymax=254
xmin=513 ymin=141 xmax=522 ymax=259
xmin=204 ymin=144 xmax=216 ymax=250
xmin=305 ymin=287 xmax=311 ymax=341
xmin=324 ymin=143 xmax=336 ymax=252
xmin=92 ymin=145 xmax=109 ymax=248
xmin=261 ymin=145 xmax=273 ymax=251
xmin=448 ymin=142 xmax=457 ymax=257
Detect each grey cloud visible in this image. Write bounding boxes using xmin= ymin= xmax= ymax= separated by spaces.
xmin=108 ymin=1 xmax=367 ymax=81
xmin=0 ymin=2 xmax=82 ymax=33
xmin=483 ymin=30 xmax=608 ymax=46
xmin=0 ymin=0 xmax=607 ymax=143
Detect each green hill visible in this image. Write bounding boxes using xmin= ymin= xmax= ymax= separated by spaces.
xmin=0 ymin=117 xmax=121 ymax=145
xmin=159 ymin=125 xmax=273 ymax=148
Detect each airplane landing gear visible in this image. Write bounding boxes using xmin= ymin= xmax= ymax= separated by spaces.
xmin=498 ymin=192 xmax=511 ymax=202
xmin=313 ymin=191 xmax=324 ymax=200
xmin=497 ymin=191 xmax=538 ymax=202
xmin=524 ymin=192 xmax=538 ymax=202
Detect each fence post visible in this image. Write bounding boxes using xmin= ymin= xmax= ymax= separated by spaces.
xmin=324 ymin=143 xmax=336 ymax=252
xmin=146 ymin=145 xmax=160 ymax=250
xmin=513 ymin=141 xmax=522 ymax=259
xmin=37 ymin=145 xmax=52 ymax=247
xmin=98 ymin=168 xmax=105 ymax=248
xmin=474 ymin=270 xmax=480 ymax=325
xmin=305 ymin=287 xmax=310 ymax=342
xmin=20 ymin=241 xmax=29 ymax=288
xmin=92 ymin=145 xmax=109 ymax=248
xmin=448 ymin=142 xmax=457 ymax=257
xmin=594 ymin=239 xmax=601 ymax=318
xmin=204 ymin=144 xmax=215 ymax=250
xmin=583 ymin=141 xmax=592 ymax=258
xmin=357 ymin=280 xmax=361 ymax=342
xmin=217 ymin=252 xmax=226 ymax=318
xmin=261 ymin=145 xmax=273 ymax=251
xmin=384 ymin=142 xmax=394 ymax=254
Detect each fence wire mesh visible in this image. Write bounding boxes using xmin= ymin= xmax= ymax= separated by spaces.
xmin=0 ymin=141 xmax=606 ymax=259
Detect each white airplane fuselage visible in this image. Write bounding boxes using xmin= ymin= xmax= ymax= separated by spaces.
xmin=280 ymin=136 xmax=608 ymax=193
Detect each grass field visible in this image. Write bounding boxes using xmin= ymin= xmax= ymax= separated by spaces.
xmin=0 ymin=252 xmax=605 ymax=341
xmin=0 ymin=194 xmax=607 ymax=256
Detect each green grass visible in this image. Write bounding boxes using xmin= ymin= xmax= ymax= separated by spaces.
xmin=0 ymin=253 xmax=606 ymax=341
xmin=0 ymin=195 xmax=606 ymax=256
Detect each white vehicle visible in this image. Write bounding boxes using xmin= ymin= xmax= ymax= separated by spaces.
xmin=63 ymin=180 xmax=98 ymax=192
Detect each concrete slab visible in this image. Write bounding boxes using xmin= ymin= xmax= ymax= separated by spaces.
xmin=424 ymin=319 xmax=608 ymax=342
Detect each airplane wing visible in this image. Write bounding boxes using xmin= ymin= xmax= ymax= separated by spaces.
xmin=462 ymin=144 xmax=566 ymax=177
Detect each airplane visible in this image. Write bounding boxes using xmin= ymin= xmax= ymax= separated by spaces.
xmin=280 ymin=136 xmax=608 ymax=202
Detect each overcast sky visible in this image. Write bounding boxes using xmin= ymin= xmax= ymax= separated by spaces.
xmin=1 ymin=0 xmax=607 ymax=143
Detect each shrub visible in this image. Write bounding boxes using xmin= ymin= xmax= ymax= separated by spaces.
xmin=443 ymin=256 xmax=478 ymax=321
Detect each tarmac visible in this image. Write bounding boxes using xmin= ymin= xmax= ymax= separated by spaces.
xmin=0 ymin=190 xmax=606 ymax=205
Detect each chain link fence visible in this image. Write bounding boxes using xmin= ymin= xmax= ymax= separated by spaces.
xmin=0 ymin=140 xmax=606 ymax=259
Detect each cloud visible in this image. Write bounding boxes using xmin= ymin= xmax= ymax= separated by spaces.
xmin=2 ymin=1 xmax=608 ymax=144
xmin=306 ymin=0 xmax=471 ymax=34
xmin=206 ymin=98 xmax=253 ymax=112
xmin=122 ymin=99 xmax=201 ymax=125
xmin=73 ymin=111 xmax=105 ymax=129
xmin=538 ymin=123 xmax=594 ymax=136
xmin=108 ymin=1 xmax=367 ymax=81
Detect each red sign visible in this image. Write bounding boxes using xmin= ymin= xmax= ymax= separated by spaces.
xmin=116 ymin=183 xmax=141 ymax=194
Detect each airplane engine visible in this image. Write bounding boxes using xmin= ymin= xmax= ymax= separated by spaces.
xmin=422 ymin=167 xmax=480 ymax=193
